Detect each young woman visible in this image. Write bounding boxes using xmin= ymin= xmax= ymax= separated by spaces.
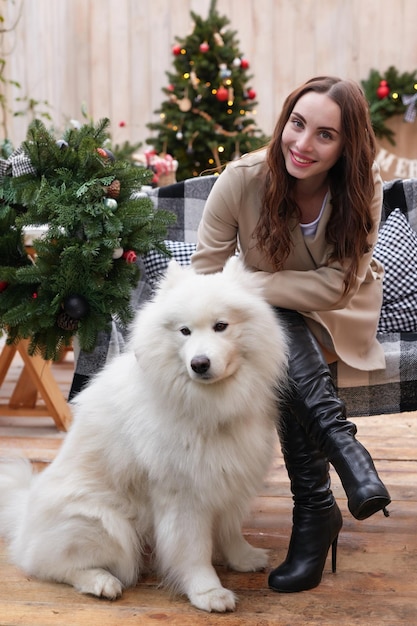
xmin=191 ymin=76 xmax=391 ymax=593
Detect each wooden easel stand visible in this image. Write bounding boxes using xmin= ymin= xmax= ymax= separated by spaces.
xmin=0 ymin=338 xmax=72 ymax=432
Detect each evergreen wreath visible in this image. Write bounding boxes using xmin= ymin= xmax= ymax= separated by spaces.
xmin=0 ymin=118 xmax=175 ymax=360
xmin=361 ymin=66 xmax=417 ymax=144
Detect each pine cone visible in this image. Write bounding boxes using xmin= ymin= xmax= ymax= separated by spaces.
xmin=105 ymin=179 xmax=121 ymax=199
xmin=56 ymin=311 xmax=79 ymax=331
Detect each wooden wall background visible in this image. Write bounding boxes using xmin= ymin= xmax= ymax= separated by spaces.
xmin=1 ymin=0 xmax=417 ymax=180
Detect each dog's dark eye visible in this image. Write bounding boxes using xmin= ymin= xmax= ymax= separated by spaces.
xmin=213 ymin=322 xmax=228 ymax=332
xmin=180 ymin=326 xmax=191 ymax=336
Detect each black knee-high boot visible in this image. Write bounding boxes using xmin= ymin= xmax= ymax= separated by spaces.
xmin=268 ymin=412 xmax=343 ymax=592
xmin=277 ymin=308 xmax=390 ymax=521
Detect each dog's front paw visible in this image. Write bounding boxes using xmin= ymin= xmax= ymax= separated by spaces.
xmin=190 ymin=587 xmax=236 ymax=613
xmin=74 ymin=568 xmax=123 ymax=600
xmin=228 ymin=545 xmax=269 ymax=572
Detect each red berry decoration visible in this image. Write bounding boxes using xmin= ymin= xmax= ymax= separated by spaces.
xmin=376 ymin=80 xmax=390 ymax=99
xmin=199 ymin=41 xmax=210 ymax=53
xmin=216 ymin=86 xmax=229 ymax=102
xmin=172 ymin=44 xmax=182 ymax=55
xmin=0 ymin=281 xmax=8 ymax=293
xmin=123 ymin=250 xmax=137 ymax=263
xmin=240 ymin=58 xmax=250 ymax=70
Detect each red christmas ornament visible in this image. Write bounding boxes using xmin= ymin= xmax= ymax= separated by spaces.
xmin=199 ymin=41 xmax=210 ymax=53
xmin=167 ymin=84 xmax=175 ymax=92
xmin=216 ymin=86 xmax=229 ymax=102
xmin=123 ymin=250 xmax=137 ymax=264
xmin=118 ymin=120 xmax=126 ymax=127
xmin=247 ymin=88 xmax=256 ymax=100
xmin=172 ymin=44 xmax=182 ymax=55
xmin=240 ymin=58 xmax=250 ymax=70
xmin=376 ymin=80 xmax=390 ymax=99
xmin=0 ymin=280 xmax=8 ymax=293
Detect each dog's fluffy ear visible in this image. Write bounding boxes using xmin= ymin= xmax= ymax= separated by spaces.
xmin=222 ymin=255 xmax=246 ymax=275
xmin=222 ymin=256 xmax=266 ymax=295
xmin=161 ymin=259 xmax=190 ymax=288
xmin=166 ymin=259 xmax=184 ymax=276
xmin=222 ymin=255 xmax=253 ymax=283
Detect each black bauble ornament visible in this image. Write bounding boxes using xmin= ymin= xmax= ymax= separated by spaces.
xmin=63 ymin=294 xmax=89 ymax=320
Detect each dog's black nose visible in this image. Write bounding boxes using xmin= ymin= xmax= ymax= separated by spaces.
xmin=191 ymin=356 xmax=211 ymax=374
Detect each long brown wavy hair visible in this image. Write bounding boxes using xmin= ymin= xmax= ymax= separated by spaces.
xmin=254 ymin=76 xmax=377 ymax=296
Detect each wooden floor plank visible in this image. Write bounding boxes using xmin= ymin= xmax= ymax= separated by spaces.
xmin=0 ymin=341 xmax=417 ymax=625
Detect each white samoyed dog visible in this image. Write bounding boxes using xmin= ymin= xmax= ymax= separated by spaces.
xmin=0 ymin=257 xmax=288 ymax=613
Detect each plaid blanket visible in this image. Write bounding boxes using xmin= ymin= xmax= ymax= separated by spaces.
xmin=334 ymin=177 xmax=417 ymax=415
xmin=145 ymin=176 xmax=218 ymax=243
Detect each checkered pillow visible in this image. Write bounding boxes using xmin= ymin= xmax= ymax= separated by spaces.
xmin=143 ymin=240 xmax=196 ymax=289
xmin=374 ymin=208 xmax=417 ymax=332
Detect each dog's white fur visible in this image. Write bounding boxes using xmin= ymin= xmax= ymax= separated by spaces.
xmin=0 ymin=257 xmax=287 ymax=613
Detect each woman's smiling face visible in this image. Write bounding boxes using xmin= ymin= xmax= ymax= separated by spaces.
xmin=281 ymin=91 xmax=344 ymax=183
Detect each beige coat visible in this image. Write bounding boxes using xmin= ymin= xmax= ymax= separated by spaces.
xmin=191 ymin=149 xmax=385 ymax=371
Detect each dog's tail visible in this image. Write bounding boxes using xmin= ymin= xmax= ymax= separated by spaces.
xmin=0 ymin=457 xmax=33 ymax=541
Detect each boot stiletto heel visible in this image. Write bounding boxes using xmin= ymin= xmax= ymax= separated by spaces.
xmin=331 ymin=534 xmax=338 ymax=573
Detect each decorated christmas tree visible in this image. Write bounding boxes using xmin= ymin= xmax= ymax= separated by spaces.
xmin=146 ymin=0 xmax=268 ymax=180
xmin=0 ymin=118 xmax=175 ymax=360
